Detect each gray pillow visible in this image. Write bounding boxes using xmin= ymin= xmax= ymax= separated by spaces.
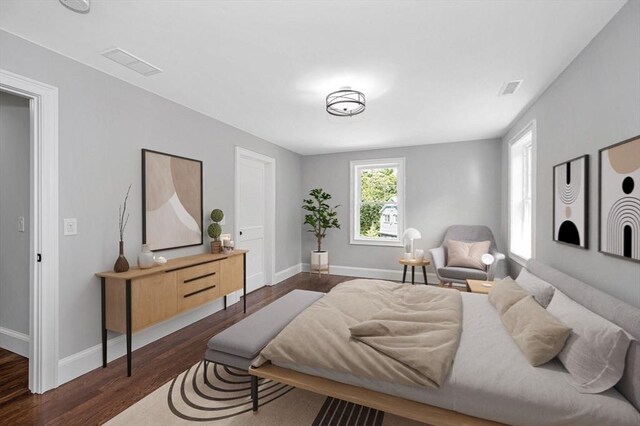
xmin=502 ymin=296 xmax=572 ymax=366
xmin=515 ymin=268 xmax=555 ymax=307
xmin=547 ymin=290 xmax=632 ymax=394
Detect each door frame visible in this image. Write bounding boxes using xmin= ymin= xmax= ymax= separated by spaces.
xmin=234 ymin=147 xmax=276 ymax=289
xmin=0 ymin=69 xmax=59 ymax=393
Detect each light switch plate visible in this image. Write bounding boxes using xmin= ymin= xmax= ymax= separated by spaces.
xmin=64 ymin=218 xmax=78 ymax=236
xmin=18 ymin=216 xmax=25 ymax=233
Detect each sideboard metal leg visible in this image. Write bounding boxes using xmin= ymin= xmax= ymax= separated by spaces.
xmin=101 ymin=277 xmax=107 ymax=368
xmin=126 ymin=279 xmax=132 ymax=377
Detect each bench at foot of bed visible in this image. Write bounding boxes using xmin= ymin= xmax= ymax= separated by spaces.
xmin=203 ymin=289 xmax=324 ymax=411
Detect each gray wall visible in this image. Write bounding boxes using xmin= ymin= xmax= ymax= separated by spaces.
xmin=0 ymin=91 xmax=30 ymax=336
xmin=501 ymin=1 xmax=640 ymax=307
xmin=302 ymin=139 xmax=503 ymax=273
xmin=0 ymin=30 xmax=302 ymax=358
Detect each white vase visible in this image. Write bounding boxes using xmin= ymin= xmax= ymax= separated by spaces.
xmin=137 ymin=244 xmax=155 ymax=269
xmin=310 ymin=250 xmax=329 ymax=275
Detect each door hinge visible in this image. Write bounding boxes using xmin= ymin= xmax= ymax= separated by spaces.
xmin=37 ymin=253 xmax=42 ymax=262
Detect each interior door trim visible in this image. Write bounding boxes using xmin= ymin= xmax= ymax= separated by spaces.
xmin=0 ymin=68 xmax=60 ymax=393
xmin=234 ymin=147 xmax=276 ymax=290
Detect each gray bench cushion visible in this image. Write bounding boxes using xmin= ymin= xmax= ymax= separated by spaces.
xmin=207 ymin=289 xmax=324 ymax=360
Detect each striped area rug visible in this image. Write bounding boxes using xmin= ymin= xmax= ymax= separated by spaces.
xmin=106 ymin=361 xmax=423 ymax=425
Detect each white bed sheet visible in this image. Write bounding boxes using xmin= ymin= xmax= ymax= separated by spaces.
xmin=272 ymin=292 xmax=640 ymax=426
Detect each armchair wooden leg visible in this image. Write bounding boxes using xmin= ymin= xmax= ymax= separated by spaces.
xmin=439 ymin=281 xmax=444 ymax=288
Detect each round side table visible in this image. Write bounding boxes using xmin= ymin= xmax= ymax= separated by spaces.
xmin=398 ymin=258 xmax=431 ymax=285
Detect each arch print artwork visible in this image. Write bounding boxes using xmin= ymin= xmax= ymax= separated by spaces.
xmin=599 ymin=135 xmax=640 ymax=262
xmin=553 ymin=155 xmax=589 ymax=248
xmin=142 ymin=149 xmax=203 ymax=251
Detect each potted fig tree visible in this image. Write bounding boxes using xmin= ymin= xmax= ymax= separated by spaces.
xmin=302 ymin=188 xmax=340 ymax=276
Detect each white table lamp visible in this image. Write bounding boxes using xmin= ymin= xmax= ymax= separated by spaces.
xmin=402 ymin=228 xmax=422 ymax=259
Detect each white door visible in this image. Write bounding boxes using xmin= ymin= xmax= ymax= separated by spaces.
xmin=236 ymin=152 xmax=271 ymax=293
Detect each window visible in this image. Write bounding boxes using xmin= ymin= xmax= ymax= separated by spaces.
xmin=509 ymin=121 xmax=536 ymax=262
xmin=350 ymin=158 xmax=405 ymax=246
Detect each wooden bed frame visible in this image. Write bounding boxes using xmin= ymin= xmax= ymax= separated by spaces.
xmin=249 ymin=362 xmax=502 ymax=426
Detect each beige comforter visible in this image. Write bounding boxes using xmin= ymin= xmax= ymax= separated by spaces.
xmin=254 ymin=279 xmax=462 ymax=388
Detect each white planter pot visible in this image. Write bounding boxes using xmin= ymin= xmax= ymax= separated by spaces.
xmin=310 ymin=250 xmax=329 ymax=275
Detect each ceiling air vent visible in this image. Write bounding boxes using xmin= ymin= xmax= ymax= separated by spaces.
xmin=499 ymin=80 xmax=523 ymax=96
xmin=101 ymin=48 xmax=162 ymax=77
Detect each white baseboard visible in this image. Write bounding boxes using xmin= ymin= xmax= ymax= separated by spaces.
xmin=0 ymin=326 xmax=29 ymax=357
xmin=301 ymin=263 xmax=438 ymax=285
xmin=274 ymin=263 xmax=302 ymax=284
xmin=57 ymin=298 xmax=226 ymax=386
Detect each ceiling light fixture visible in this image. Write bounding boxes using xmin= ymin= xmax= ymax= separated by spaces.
xmin=59 ymin=0 xmax=91 ymax=14
xmin=326 ymin=87 xmax=365 ymax=117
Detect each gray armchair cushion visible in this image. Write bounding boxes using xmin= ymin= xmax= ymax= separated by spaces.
xmin=438 ymin=266 xmax=487 ymax=281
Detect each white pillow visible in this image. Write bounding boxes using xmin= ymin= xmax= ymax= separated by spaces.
xmin=515 ymin=268 xmax=555 ymax=307
xmin=547 ymin=290 xmax=631 ymax=394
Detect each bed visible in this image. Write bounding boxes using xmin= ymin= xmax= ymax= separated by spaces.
xmin=250 ymin=260 xmax=640 ymax=425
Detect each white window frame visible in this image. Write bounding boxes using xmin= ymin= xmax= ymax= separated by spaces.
xmin=508 ymin=120 xmax=537 ymax=265
xmin=350 ymin=158 xmax=405 ymax=247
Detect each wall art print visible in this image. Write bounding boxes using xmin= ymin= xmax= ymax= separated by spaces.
xmin=599 ymin=135 xmax=640 ymax=262
xmin=142 ymin=149 xmax=203 ymax=251
xmin=553 ymin=155 xmax=589 ymax=248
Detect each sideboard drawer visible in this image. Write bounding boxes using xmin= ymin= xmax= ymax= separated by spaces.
xmin=178 ymin=262 xmax=221 ymax=297
xmin=176 ymin=261 xmax=220 ymax=284
xmin=178 ymin=282 xmax=220 ymax=312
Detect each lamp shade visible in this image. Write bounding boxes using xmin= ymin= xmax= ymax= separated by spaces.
xmin=402 ymin=228 xmax=422 ymax=240
xmin=481 ymin=253 xmax=495 ymax=266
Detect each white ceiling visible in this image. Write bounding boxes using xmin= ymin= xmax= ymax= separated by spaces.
xmin=0 ymin=0 xmax=626 ymax=155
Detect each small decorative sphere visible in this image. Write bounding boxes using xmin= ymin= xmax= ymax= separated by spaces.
xmin=208 ymin=223 xmax=222 ymax=239
xmin=211 ymin=209 xmax=224 ymax=222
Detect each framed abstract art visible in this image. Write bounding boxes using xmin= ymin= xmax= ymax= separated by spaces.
xmin=553 ymin=155 xmax=589 ymax=248
xmin=142 ymin=149 xmax=203 ymax=251
xmin=598 ymin=135 xmax=640 ymax=262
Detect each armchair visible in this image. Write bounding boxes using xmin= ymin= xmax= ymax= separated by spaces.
xmin=429 ymin=225 xmax=505 ymax=286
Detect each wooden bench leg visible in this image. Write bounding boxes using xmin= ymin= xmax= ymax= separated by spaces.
xmin=251 ymin=375 xmax=258 ymax=412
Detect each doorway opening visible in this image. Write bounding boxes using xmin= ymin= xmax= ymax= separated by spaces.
xmin=0 ymin=91 xmax=30 ymax=402
xmin=234 ymin=147 xmax=276 ymax=298
xmin=0 ymin=69 xmax=59 ymax=394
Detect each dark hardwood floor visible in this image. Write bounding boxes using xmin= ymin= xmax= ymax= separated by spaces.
xmin=0 ymin=272 xmax=353 ymax=425
xmin=0 ymin=348 xmax=29 ymax=406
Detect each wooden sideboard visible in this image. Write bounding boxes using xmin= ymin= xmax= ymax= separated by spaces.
xmin=95 ymin=250 xmax=247 ymax=376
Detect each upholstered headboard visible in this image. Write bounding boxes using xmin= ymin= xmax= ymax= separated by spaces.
xmin=526 ymin=260 xmax=640 ymax=411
